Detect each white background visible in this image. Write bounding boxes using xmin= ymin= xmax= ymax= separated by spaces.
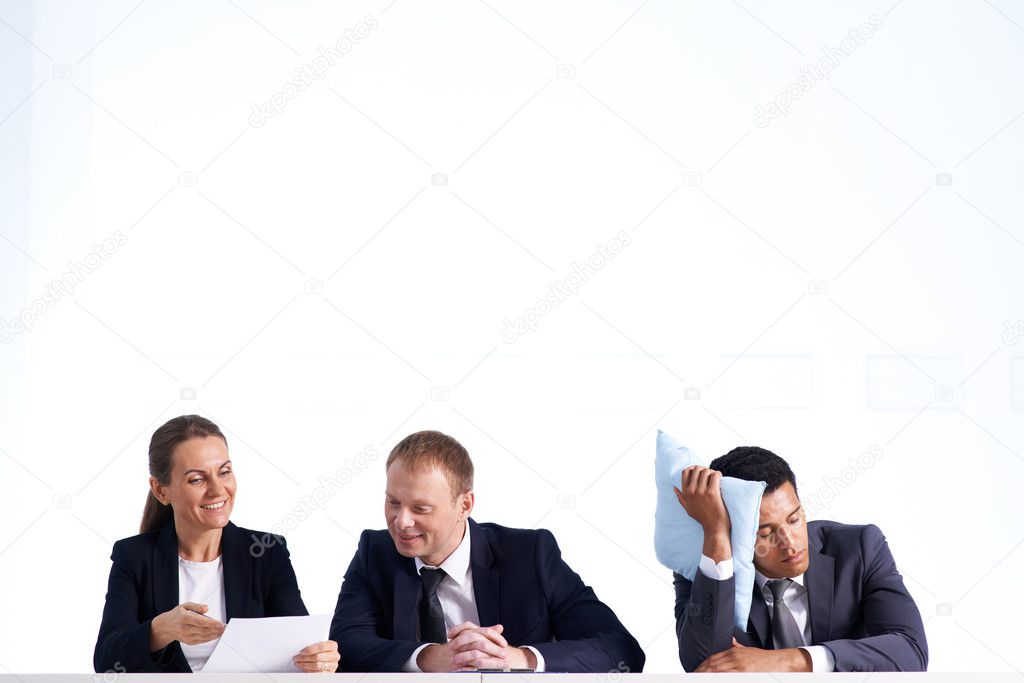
xmin=2 ymin=0 xmax=1023 ymax=674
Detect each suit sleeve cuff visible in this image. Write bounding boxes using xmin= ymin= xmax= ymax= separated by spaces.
xmin=523 ymin=646 xmax=545 ymax=672
xmin=402 ymin=644 xmax=431 ymax=672
xmin=699 ymin=554 xmax=734 ymax=580
xmin=801 ymin=645 xmax=835 ymax=672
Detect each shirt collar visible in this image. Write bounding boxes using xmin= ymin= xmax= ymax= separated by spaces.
xmin=414 ymin=522 xmax=472 ymax=590
xmin=755 ymin=568 xmax=806 ymax=592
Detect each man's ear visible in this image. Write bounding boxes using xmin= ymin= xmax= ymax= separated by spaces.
xmin=459 ymin=490 xmax=475 ymax=519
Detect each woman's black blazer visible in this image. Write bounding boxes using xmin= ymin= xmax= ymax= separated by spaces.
xmin=94 ymin=518 xmax=308 ymax=673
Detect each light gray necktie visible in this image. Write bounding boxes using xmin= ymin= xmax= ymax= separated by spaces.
xmin=766 ymin=579 xmax=804 ymax=649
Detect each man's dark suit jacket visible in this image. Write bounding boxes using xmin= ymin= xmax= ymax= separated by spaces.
xmin=674 ymin=520 xmax=927 ymax=672
xmin=330 ymin=518 xmax=645 ymax=673
xmin=94 ymin=518 xmax=308 ymax=673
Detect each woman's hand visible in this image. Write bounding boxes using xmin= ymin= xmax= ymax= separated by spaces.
xmin=149 ymin=602 xmax=225 ymax=652
xmin=292 ymin=640 xmax=340 ymax=673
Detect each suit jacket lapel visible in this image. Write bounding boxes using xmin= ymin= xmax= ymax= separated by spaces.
xmin=221 ymin=522 xmax=252 ymax=621
xmin=747 ymin=587 xmax=771 ymax=647
xmin=804 ymin=527 xmax=834 ymax=643
xmin=393 ymin=550 xmax=420 ymax=640
xmin=468 ymin=519 xmax=500 ymax=627
xmin=153 ymin=518 xmax=179 ymax=616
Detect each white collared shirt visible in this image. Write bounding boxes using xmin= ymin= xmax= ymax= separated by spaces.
xmin=698 ymin=555 xmax=835 ymax=672
xmin=403 ymin=524 xmax=545 ymax=672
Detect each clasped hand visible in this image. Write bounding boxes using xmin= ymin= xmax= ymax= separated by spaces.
xmin=418 ymin=622 xmax=536 ymax=672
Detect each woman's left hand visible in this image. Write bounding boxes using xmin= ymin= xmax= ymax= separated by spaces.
xmin=293 ymin=640 xmax=340 ymax=673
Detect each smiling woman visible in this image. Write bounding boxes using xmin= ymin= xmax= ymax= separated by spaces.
xmin=93 ymin=415 xmax=340 ymax=674
xmin=140 ymin=416 xmax=234 ymax=540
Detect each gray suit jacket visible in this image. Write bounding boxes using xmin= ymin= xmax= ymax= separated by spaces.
xmin=673 ymin=520 xmax=928 ymax=672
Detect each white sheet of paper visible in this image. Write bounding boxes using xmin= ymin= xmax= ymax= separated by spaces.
xmin=200 ymin=613 xmax=332 ymax=673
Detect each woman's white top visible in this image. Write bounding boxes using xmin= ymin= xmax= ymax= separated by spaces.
xmin=177 ymin=555 xmax=226 ymax=672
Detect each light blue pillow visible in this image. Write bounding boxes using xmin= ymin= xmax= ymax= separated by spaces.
xmin=654 ymin=430 xmax=766 ymax=630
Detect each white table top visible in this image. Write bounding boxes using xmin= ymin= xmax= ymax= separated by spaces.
xmin=0 ymin=673 xmax=1018 ymax=681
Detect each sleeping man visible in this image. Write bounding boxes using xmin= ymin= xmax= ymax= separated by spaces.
xmin=673 ymin=446 xmax=927 ymax=673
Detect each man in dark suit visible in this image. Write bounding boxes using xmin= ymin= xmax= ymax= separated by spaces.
xmin=330 ymin=430 xmax=645 ymax=673
xmin=673 ymin=446 xmax=927 ymax=673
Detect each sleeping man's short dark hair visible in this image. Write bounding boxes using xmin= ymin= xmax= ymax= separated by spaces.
xmin=709 ymin=446 xmax=797 ymax=495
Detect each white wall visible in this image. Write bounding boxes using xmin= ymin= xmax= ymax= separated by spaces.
xmin=1 ymin=0 xmax=1023 ymax=673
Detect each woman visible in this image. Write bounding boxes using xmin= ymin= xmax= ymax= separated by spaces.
xmin=94 ymin=415 xmax=340 ymax=673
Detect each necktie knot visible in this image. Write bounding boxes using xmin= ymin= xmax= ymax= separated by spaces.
xmin=767 ymin=578 xmax=793 ymax=602
xmin=421 ymin=567 xmax=446 ymax=593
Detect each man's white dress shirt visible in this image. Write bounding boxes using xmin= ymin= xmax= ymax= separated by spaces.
xmin=403 ymin=525 xmax=546 ymax=672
